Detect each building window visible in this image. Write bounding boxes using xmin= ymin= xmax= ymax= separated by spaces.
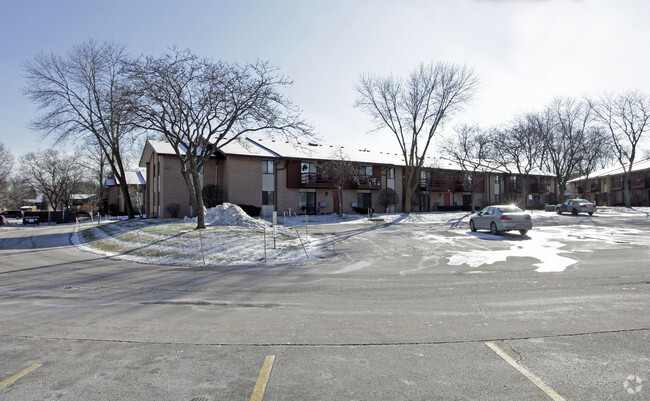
xmin=386 ymin=168 xmax=394 ymax=179
xmin=262 ymin=191 xmax=274 ymax=205
xmin=359 ymin=166 xmax=373 ymax=177
xmin=153 ymin=164 xmax=156 ymax=177
xmin=262 ymin=160 xmax=274 ymax=174
xmin=301 ymin=162 xmax=317 ymax=183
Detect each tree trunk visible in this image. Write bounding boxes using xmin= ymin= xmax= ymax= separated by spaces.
xmin=191 ymin=168 xmax=206 ymax=229
xmin=112 ymin=156 xmax=135 ymax=219
xmin=623 ymin=171 xmax=631 ymax=208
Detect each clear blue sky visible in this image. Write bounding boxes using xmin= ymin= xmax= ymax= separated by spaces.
xmin=2 ymin=0 xmax=649 ymax=159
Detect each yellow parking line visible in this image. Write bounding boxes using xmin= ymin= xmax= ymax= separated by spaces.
xmin=250 ymin=355 xmax=276 ymax=401
xmin=0 ymin=364 xmax=42 ymax=389
xmin=486 ymin=342 xmax=566 ymax=401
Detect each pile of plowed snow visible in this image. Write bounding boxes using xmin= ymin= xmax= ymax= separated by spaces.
xmin=185 ymin=203 xmax=270 ymax=229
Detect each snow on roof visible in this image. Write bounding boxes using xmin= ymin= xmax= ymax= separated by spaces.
xmin=105 ymin=171 xmax=146 ymax=186
xmin=140 ymin=137 xmax=555 ymax=176
xmin=568 ymin=159 xmax=650 ymax=182
xmin=247 ymin=138 xmax=406 ymax=165
xmin=70 ymin=194 xmax=95 ymax=200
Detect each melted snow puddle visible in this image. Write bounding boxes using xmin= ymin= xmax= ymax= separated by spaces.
xmin=448 ymin=230 xmax=577 ymax=273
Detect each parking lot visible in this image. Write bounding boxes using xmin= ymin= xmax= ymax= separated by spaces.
xmin=0 ymin=212 xmax=648 ymax=400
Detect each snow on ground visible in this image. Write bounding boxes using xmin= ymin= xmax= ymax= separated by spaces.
xmin=72 ymin=205 xmax=650 ymax=272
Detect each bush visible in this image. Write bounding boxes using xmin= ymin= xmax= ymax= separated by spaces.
xmin=166 ymin=203 xmax=180 ymax=218
xmin=108 ymin=203 xmax=119 ymax=216
xmin=352 ymin=206 xmax=373 ymax=215
xmin=237 ymin=204 xmax=261 ymax=216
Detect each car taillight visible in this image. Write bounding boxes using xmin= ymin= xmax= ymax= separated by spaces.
xmin=500 ymin=215 xmax=512 ymax=220
xmin=524 ymin=215 xmax=531 ymax=220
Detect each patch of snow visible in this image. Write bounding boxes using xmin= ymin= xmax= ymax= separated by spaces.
xmin=184 ymin=203 xmax=271 ymax=229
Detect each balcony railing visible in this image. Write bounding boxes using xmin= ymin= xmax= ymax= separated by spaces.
xmin=630 ymin=177 xmax=646 ymax=189
xmin=300 ymin=173 xmax=332 ymax=188
xmin=355 ymin=175 xmax=381 ymax=189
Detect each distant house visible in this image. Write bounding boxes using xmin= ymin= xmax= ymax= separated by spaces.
xmin=568 ymin=159 xmax=650 ymax=206
xmin=105 ymin=171 xmax=146 ymax=215
xmin=70 ymin=194 xmax=97 ymax=213
xmin=139 ymin=138 xmax=557 ymax=218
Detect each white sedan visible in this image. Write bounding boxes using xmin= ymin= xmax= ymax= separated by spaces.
xmin=469 ymin=205 xmax=533 ymax=235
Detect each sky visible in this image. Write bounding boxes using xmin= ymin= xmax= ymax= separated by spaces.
xmin=1 ymin=0 xmax=650 ymax=160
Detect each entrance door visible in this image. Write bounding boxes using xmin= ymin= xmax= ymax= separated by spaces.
xmin=300 ymin=191 xmax=317 ymax=214
xmin=443 ymin=193 xmax=451 ymax=206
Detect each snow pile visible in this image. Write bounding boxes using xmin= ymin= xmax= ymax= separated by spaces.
xmin=201 ymin=203 xmax=271 ymax=228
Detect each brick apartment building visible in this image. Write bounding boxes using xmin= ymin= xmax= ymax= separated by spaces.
xmin=568 ymin=159 xmax=650 ymax=206
xmin=139 ymin=138 xmax=557 ymax=218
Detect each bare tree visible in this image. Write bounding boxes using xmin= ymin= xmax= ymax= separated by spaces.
xmin=442 ymin=124 xmax=492 ymax=212
xmin=22 ymin=39 xmax=140 ymax=218
xmin=0 ymin=143 xmax=14 ymax=199
xmin=534 ymin=97 xmax=592 ymax=202
xmin=491 ymin=114 xmax=546 ymax=208
xmin=5 ymin=177 xmax=37 ymax=210
xmin=317 ymin=148 xmax=359 ymax=216
xmin=130 ymin=49 xmax=312 ymax=229
xmin=356 ymin=62 xmax=478 ymax=213
xmin=574 ymin=126 xmax=612 ymax=199
xmin=589 ymin=91 xmax=650 ymax=207
xmin=20 ymin=150 xmax=85 ymax=211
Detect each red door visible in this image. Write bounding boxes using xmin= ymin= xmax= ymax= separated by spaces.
xmin=443 ymin=193 xmax=450 ymax=206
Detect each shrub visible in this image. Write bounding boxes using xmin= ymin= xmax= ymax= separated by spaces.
xmin=352 ymin=206 xmax=373 ymax=215
xmin=237 ymin=204 xmax=261 ymax=216
xmin=166 ymin=203 xmax=180 ymax=218
xmin=108 ymin=203 xmax=119 ymax=216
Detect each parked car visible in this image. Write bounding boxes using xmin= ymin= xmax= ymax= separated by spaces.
xmin=0 ymin=215 xmax=6 ymax=226
xmin=556 ymin=199 xmax=596 ymax=216
xmin=1 ymin=210 xmax=23 ymax=219
xmin=469 ymin=205 xmax=533 ymax=235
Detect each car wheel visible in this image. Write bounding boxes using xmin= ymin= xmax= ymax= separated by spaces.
xmin=469 ymin=220 xmax=477 ymax=232
xmin=588 ymin=212 xmax=593 ymax=216
xmin=571 ymin=208 xmax=578 ymax=216
xmin=556 ymin=208 xmax=562 ymax=215
xmin=519 ymin=229 xmax=528 ymax=235
xmin=490 ymin=222 xmax=499 ymax=235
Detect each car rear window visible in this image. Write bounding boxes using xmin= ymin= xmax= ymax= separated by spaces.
xmin=498 ymin=206 xmax=523 ymax=213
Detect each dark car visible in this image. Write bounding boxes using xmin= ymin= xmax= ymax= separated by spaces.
xmin=1 ymin=210 xmax=24 ymax=219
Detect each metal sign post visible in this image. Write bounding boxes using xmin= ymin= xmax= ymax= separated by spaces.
xmin=272 ymin=211 xmax=277 ymax=249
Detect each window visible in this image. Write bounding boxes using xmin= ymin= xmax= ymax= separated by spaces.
xmin=262 ymin=160 xmax=274 ymax=174
xmin=153 ymin=164 xmax=156 ymax=177
xmin=301 ymin=162 xmax=317 ymax=183
xmin=386 ymin=168 xmax=395 ymax=179
xmin=359 ymin=166 xmax=373 ymax=176
xmin=262 ymin=191 xmax=274 ymax=205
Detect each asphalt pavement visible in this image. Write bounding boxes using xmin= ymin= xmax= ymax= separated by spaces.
xmin=0 ymin=214 xmax=648 ymax=400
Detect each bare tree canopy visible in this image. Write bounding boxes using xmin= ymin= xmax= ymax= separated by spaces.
xmin=530 ymin=97 xmax=593 ymax=201
xmin=22 ymin=39 xmax=140 ymax=218
xmin=356 ymin=62 xmax=478 ymax=213
xmin=589 ymin=90 xmax=650 ymax=207
xmin=129 ymin=48 xmax=313 ymax=229
xmin=443 ymin=124 xmax=493 ymax=212
xmin=20 ymin=149 xmax=84 ymax=211
xmin=318 ymin=148 xmax=359 ymax=216
xmin=0 ymin=142 xmax=13 ymax=187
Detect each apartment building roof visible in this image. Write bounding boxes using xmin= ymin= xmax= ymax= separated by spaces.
xmin=105 ymin=171 xmax=146 ymax=186
xmin=139 ymin=137 xmax=555 ymax=177
xmin=568 ymin=159 xmax=650 ymax=182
